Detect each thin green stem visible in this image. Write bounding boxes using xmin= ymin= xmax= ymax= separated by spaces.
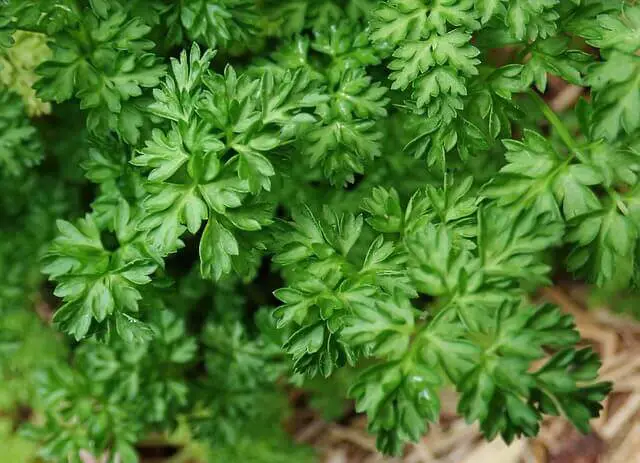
xmin=400 ymin=322 xmax=430 ymax=373
xmin=528 ymin=90 xmax=581 ymax=155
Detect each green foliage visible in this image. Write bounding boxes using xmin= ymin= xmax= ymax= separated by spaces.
xmin=0 ymin=30 xmax=52 ymax=115
xmin=179 ymin=0 xmax=261 ymax=53
xmin=0 ymin=88 xmax=42 ymax=176
xmin=21 ymin=310 xmax=195 ymax=462
xmin=0 ymin=418 xmax=39 ymax=463
xmin=4 ymin=0 xmax=640 ymax=460
xmin=43 ymin=207 xmax=160 ymax=341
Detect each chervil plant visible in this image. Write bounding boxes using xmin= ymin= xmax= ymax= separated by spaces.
xmin=1 ymin=0 xmax=638 ymax=460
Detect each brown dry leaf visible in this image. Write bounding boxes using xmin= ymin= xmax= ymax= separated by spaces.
xmin=548 ymin=432 xmax=605 ymax=463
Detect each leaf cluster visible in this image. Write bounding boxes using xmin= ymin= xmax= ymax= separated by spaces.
xmin=2 ymin=0 xmax=638 ymax=460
